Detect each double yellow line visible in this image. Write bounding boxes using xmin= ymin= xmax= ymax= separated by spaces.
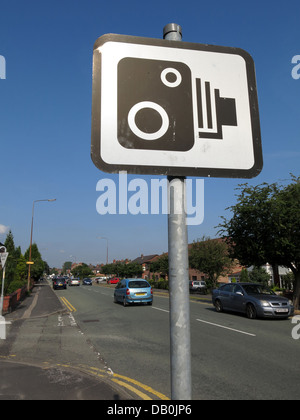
xmin=77 ymin=365 xmax=169 ymax=400
xmin=61 ymin=297 xmax=76 ymax=312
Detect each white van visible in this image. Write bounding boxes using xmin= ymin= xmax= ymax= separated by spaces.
xmin=189 ymin=280 xmax=207 ymax=294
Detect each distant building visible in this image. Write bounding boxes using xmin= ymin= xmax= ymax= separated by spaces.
xmin=131 ymin=254 xmax=159 ymax=274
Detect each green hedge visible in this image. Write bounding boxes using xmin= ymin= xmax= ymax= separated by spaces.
xmin=149 ymin=278 xmax=169 ymax=290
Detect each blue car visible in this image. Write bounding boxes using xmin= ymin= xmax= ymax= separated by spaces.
xmin=114 ymin=279 xmax=153 ymax=307
xmin=82 ymin=278 xmax=93 ymax=286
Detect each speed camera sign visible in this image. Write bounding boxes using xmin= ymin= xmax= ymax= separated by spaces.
xmin=91 ymin=34 xmax=262 ymax=178
xmin=0 ymin=246 xmax=8 ymax=268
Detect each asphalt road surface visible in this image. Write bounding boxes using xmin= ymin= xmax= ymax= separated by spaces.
xmin=1 ymin=281 xmax=300 ymax=400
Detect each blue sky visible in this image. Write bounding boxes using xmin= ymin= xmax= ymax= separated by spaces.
xmin=0 ymin=0 xmax=299 ymax=268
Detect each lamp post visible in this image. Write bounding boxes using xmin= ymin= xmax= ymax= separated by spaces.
xmin=98 ymin=237 xmax=109 ymax=265
xmin=27 ymin=199 xmax=56 ymax=292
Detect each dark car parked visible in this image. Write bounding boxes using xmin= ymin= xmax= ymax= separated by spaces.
xmin=83 ymin=278 xmax=93 ymax=286
xmin=53 ymin=277 xmax=67 ymax=290
xmin=212 ymin=282 xmax=294 ymax=319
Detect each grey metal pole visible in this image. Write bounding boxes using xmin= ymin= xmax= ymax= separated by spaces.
xmin=164 ymin=23 xmax=192 ymax=400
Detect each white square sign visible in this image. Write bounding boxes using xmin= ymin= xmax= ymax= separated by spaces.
xmin=91 ymin=34 xmax=262 ymax=178
xmin=0 ymin=252 xmax=8 ymax=268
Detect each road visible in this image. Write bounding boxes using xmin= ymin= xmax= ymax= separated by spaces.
xmin=2 ymin=281 xmax=300 ymax=400
xmin=54 ymin=282 xmax=300 ymax=400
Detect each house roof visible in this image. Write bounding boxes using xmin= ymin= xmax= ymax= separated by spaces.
xmin=131 ymin=254 xmax=159 ymax=265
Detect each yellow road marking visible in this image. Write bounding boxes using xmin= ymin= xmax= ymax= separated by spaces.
xmin=60 ymin=297 xmax=76 ymax=312
xmin=113 ymin=373 xmax=170 ymax=400
xmin=81 ymin=365 xmax=169 ymax=400
xmin=0 ymin=356 xmax=169 ymax=400
xmin=111 ymin=378 xmax=152 ymax=400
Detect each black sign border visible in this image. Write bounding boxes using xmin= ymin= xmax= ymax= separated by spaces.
xmin=91 ymin=34 xmax=263 ymax=179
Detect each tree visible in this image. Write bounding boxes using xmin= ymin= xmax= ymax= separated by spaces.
xmin=24 ymin=243 xmax=45 ymax=282
xmin=249 ymin=267 xmax=271 ymax=286
xmin=218 ymin=176 xmax=300 ymax=308
xmin=71 ymin=263 xmax=93 ymax=279
xmin=0 ymin=231 xmax=37 ymax=294
xmin=7 ymin=253 xmax=27 ymax=293
xmin=101 ymin=263 xmax=115 ymax=277
xmin=189 ymin=236 xmax=234 ymax=289
xmin=14 ymin=254 xmax=28 ymax=284
xmin=240 ymin=268 xmax=250 ymax=283
xmin=62 ymin=261 xmax=72 ymax=274
xmin=0 ymin=230 xmax=23 ymax=294
xmin=124 ymin=262 xmax=143 ymax=278
xmin=3 ymin=230 xmax=17 ymax=289
xmin=100 ymin=262 xmax=143 ymax=278
xmin=151 ymin=254 xmax=169 ymax=279
xmin=43 ymin=261 xmax=50 ymax=275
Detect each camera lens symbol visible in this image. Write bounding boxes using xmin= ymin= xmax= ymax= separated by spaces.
xmin=127 ymin=101 xmax=169 ymax=141
xmin=161 ymin=68 xmax=182 ymax=88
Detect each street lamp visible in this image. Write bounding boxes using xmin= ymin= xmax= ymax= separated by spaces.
xmin=98 ymin=237 xmax=109 ymax=265
xmin=27 ymin=199 xmax=56 ymax=291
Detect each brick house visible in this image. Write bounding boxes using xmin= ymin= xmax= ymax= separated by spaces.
xmin=133 ymin=240 xmax=245 ymax=284
xmin=131 ymin=254 xmax=159 ymax=276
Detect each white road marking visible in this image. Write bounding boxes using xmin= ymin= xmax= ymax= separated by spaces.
xmin=152 ymin=306 xmax=169 ymax=314
xmin=196 ymin=319 xmax=256 ymax=337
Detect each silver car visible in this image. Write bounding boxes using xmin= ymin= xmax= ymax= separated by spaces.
xmin=212 ymin=283 xmax=294 ymax=319
xmin=69 ymin=278 xmax=80 ymax=286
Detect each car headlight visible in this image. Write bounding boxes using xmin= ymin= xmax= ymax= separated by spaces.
xmin=289 ymin=300 xmax=294 ymax=306
xmin=261 ymin=301 xmax=271 ymax=307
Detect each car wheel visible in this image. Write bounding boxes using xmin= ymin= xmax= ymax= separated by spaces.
xmin=123 ymin=297 xmax=127 ymax=307
xmin=246 ymin=303 xmax=257 ymax=319
xmin=214 ymin=299 xmax=223 ymax=313
xmin=114 ymin=295 xmax=117 ymax=303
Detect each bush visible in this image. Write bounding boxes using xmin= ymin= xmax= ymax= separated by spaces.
xmin=149 ymin=278 xmax=169 ymax=290
xmin=6 ymin=280 xmax=26 ymax=295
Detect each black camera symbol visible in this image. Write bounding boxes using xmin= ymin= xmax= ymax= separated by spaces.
xmin=117 ymin=58 xmax=195 ymax=151
xmin=196 ymin=78 xmax=237 ymax=139
xmin=117 ymin=57 xmax=238 ymax=151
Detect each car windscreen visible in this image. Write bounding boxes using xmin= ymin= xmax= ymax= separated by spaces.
xmin=128 ymin=281 xmax=150 ymax=289
xmin=242 ymin=284 xmax=275 ymax=296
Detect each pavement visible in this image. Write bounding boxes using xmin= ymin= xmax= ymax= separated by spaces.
xmin=0 ymin=281 xmax=133 ymax=400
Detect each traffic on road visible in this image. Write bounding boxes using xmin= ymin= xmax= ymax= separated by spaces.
xmin=48 ymin=278 xmax=300 ymax=400
xmin=2 ymin=276 xmax=300 ymax=400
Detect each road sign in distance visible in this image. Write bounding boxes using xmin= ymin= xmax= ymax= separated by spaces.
xmin=0 ymin=253 xmax=8 ymax=268
xmin=91 ymin=34 xmax=263 ymax=178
